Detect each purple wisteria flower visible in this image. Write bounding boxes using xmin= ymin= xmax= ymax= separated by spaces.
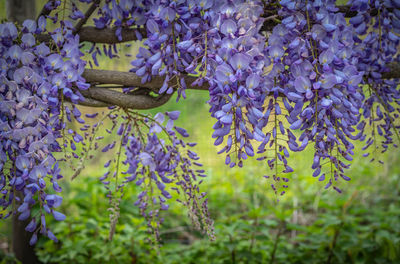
xmin=0 ymin=15 xmax=89 ymax=243
xmin=98 ymin=110 xmax=214 ymax=241
xmin=263 ymin=0 xmax=367 ymax=194
xmin=348 ymin=0 xmax=400 ymax=161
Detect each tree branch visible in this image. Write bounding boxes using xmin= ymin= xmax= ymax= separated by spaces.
xmin=6 ymin=0 xmax=36 ymax=24
xmin=383 ymin=63 xmax=400 ymax=79
xmin=37 ymin=26 xmax=145 ymax=44
xmin=80 ymin=88 xmax=173 ymax=109
xmin=337 ymin=6 xmax=380 ymax=17
xmin=79 ymin=69 xmax=208 ymax=108
xmin=82 ymin=69 xmax=209 ymax=91
xmin=74 ymin=0 xmax=101 ymax=34
xmin=79 ymin=62 xmax=400 ymax=109
xmin=36 ymin=0 xmax=55 ymax=21
xmin=82 ymin=63 xmax=400 ymax=93
xmin=76 ymin=95 xmax=110 ymax=107
xmin=79 ymin=26 xmax=145 ymax=43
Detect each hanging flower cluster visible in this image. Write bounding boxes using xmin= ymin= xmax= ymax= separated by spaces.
xmin=99 ymin=109 xmax=214 ymax=241
xmin=348 ymin=0 xmax=400 ymax=161
xmin=0 ymin=18 xmax=89 ymax=244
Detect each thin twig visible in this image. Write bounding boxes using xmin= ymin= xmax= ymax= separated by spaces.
xmin=36 ymin=0 xmax=56 ymax=21
xmin=264 ymin=15 xmax=279 ymax=21
xmin=326 ymin=224 xmax=342 ymax=264
xmin=74 ymin=0 xmax=101 ymax=33
xmin=270 ymin=221 xmax=284 ymax=264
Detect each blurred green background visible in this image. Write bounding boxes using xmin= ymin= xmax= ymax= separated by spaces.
xmin=1 ymin=1 xmax=400 ymax=263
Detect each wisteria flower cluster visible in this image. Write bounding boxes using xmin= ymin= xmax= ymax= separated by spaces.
xmin=262 ymin=0 xmax=367 ymax=194
xmin=129 ymin=0 xmax=216 ymax=100
xmin=132 ymin=0 xmax=270 ymax=169
xmin=0 ymin=18 xmax=88 ymax=244
xmin=97 ymin=109 xmax=214 ymax=241
xmin=348 ymin=0 xmax=400 ymax=161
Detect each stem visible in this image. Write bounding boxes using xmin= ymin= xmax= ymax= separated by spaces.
xmin=373 ymin=85 xmax=400 ymax=143
xmin=326 ymin=223 xmax=342 ymax=264
xmin=171 ymin=21 xmax=181 ymax=90
xmin=305 ymin=0 xmax=320 ymax=125
xmin=230 ymin=235 xmax=236 ymax=264
xmin=11 ymin=151 xmax=17 ymax=213
xmin=270 ymin=221 xmax=284 ymax=264
xmin=274 ymin=97 xmax=278 ymax=181
xmin=109 ymin=115 xmax=129 ymax=241
xmin=74 ymin=0 xmax=101 ymax=33
xmin=202 ymin=30 xmax=208 ymax=78
xmin=368 ymin=85 xmax=378 ymax=156
xmin=249 ymin=217 xmax=258 ymax=253
xmin=62 ymin=0 xmax=67 ymax=22
xmin=147 ymin=168 xmax=159 ymax=245
xmin=305 ymin=0 xmax=316 ymax=59
xmin=127 ymin=110 xmax=211 ymax=235
xmin=71 ymin=109 xmax=118 ymax=180
xmin=114 ymin=121 xmax=129 ymax=193
xmin=60 ymin=94 xmax=67 ymax=158
xmin=378 ymin=7 xmax=382 ymax=52
xmin=329 ymin=148 xmax=334 ymax=181
xmin=233 ymin=107 xmax=238 ymax=163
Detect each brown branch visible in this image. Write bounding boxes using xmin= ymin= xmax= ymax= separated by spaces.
xmin=79 ymin=26 xmax=144 ymax=43
xmin=36 ymin=0 xmax=55 ymax=21
xmin=35 ymin=4 xmax=384 ymax=44
xmin=78 ymin=69 xmax=208 ymax=108
xmin=337 ymin=6 xmax=381 ymax=17
xmin=76 ymin=96 xmax=110 ymax=107
xmin=82 ymin=63 xmax=400 ymax=93
xmin=383 ymin=63 xmax=400 ymax=79
xmin=80 ymin=88 xmax=173 ymax=109
xmin=82 ymin=69 xmax=149 ymax=88
xmin=82 ymin=69 xmax=209 ymax=91
xmin=79 ymin=63 xmax=400 ymax=109
xmin=74 ymin=0 xmax=101 ymax=34
xmin=37 ymin=26 xmax=144 ymax=44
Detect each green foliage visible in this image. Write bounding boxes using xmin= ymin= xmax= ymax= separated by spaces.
xmin=32 ymin=174 xmax=400 ymax=264
xmin=35 ymin=177 xmax=154 ymax=264
xmin=0 ymin=252 xmax=20 ymax=264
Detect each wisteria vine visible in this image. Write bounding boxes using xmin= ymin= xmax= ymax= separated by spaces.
xmin=1 ymin=0 xmax=400 ymax=246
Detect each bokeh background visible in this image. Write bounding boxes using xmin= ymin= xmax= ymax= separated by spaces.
xmin=1 ymin=1 xmax=400 ymax=263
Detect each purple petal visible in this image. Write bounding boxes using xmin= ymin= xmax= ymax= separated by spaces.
xmin=52 ymin=211 xmax=66 ymax=221
xmin=230 ymin=53 xmax=251 ymax=71
xmin=321 ymin=74 xmax=337 ymax=89
xmin=166 ymin=111 xmax=180 ymax=120
xmin=290 ymin=119 xmax=302 ymax=130
xmin=29 ymin=233 xmax=38 ymax=245
xmin=294 ymin=76 xmax=310 ymax=93
xmin=221 ymin=19 xmax=237 ymax=35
